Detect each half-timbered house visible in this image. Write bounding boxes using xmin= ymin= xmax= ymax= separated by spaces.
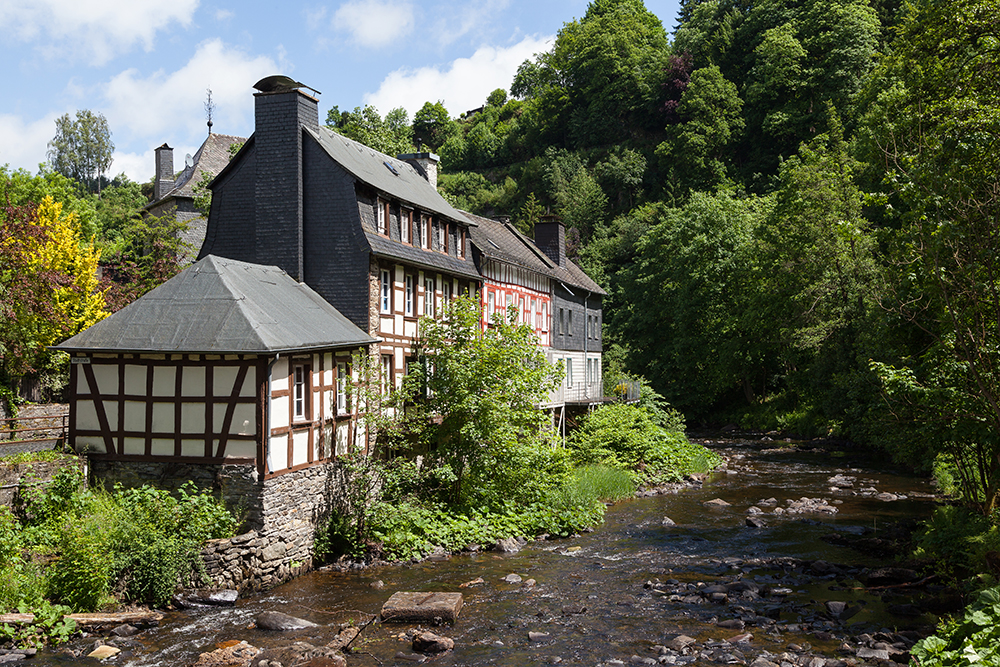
xmin=54 ymin=255 xmax=374 ymax=577
xmin=465 ymin=213 xmax=607 ymax=420
xmin=199 ymin=81 xmax=481 ymax=397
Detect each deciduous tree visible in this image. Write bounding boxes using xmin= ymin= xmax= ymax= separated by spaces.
xmin=46 ymin=110 xmax=115 ymax=195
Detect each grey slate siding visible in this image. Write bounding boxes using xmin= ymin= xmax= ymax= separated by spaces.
xmin=302 ymin=137 xmax=373 ymax=330
xmin=201 ymin=145 xmax=257 ymax=263
xmin=550 ymin=283 xmax=602 ymax=353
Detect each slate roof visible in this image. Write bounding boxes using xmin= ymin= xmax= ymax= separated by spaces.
xmin=307 ymin=126 xmax=482 ymax=280
xmin=148 ymin=133 xmax=246 ymax=206
xmin=307 ymin=127 xmax=468 ymax=224
xmin=463 ymin=212 xmax=606 ymax=295
xmin=54 ymin=255 xmax=375 ymax=355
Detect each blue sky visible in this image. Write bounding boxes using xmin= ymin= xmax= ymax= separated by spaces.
xmin=0 ymin=0 xmax=681 ymax=183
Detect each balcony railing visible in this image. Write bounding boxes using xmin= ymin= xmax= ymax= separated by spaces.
xmin=542 ymin=380 xmax=640 ymax=407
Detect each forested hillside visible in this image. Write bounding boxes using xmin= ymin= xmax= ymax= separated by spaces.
xmin=331 ymin=0 xmax=1000 ymax=509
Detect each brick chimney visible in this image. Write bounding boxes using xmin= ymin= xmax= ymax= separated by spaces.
xmin=253 ymin=87 xmax=320 ymax=281
xmin=154 ymin=143 xmax=173 ymax=201
xmin=534 ymin=215 xmax=566 ymax=268
xmin=398 ymin=152 xmax=439 ymax=190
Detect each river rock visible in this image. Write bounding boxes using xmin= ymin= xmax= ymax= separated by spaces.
xmin=174 ymin=588 xmax=239 ymax=608
xmin=413 ymin=631 xmax=454 ymax=653
xmin=748 ymin=506 xmax=763 ymax=515
xmin=826 ymin=601 xmax=848 ymax=617
xmin=662 ymin=517 xmax=676 ymax=526
xmin=459 ymin=577 xmax=485 ymax=588
xmin=857 ymin=647 xmax=890 ymax=661
xmin=256 ymin=611 xmax=319 ymax=631
xmin=111 ymin=623 xmax=139 ymax=637
xmin=666 ymin=635 xmax=698 ymax=651
xmin=325 ymin=626 xmax=360 ymax=650
xmin=493 ymin=537 xmax=521 ymax=553
xmin=503 ymin=573 xmax=523 ymax=584
xmin=876 ymin=492 xmax=899 ymax=501
xmin=381 ymin=592 xmax=464 ymax=623
xmin=300 ymin=657 xmax=347 ymax=667
xmin=728 ymin=633 xmax=753 ymax=644
xmin=718 ymin=619 xmax=745 ymax=630
xmin=529 ymin=631 xmax=551 ymax=641
xmin=190 ymin=641 xmax=261 ymax=667
xmin=705 ymin=498 xmax=731 ymax=508
xmin=827 ymin=475 xmax=856 ymax=489
xmin=87 ymin=645 xmax=121 ymax=659
xmin=562 ymin=604 xmax=587 ymax=615
xmin=746 ymin=517 xmax=767 ymax=528
xmin=759 ymin=498 xmax=778 ymax=506
xmin=393 ymin=651 xmax=427 ymax=663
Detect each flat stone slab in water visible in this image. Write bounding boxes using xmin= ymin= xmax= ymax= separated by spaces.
xmin=381 ymin=592 xmax=463 ymax=623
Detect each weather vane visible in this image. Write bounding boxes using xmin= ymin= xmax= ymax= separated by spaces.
xmin=205 ymin=88 xmax=215 ymax=135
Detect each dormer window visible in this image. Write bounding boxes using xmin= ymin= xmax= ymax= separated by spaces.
xmin=458 ymin=228 xmax=465 ymax=258
xmin=437 ymin=221 xmax=446 ymax=253
xmin=377 ymin=198 xmax=388 ymax=235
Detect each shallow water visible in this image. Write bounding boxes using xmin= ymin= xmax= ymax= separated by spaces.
xmin=42 ymin=439 xmax=943 ymax=665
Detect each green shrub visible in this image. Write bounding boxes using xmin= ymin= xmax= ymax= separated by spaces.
xmin=570 ymin=403 xmax=720 ymax=485
xmin=48 ymin=514 xmax=115 ymax=611
xmin=913 ymin=505 xmax=1000 ymax=576
xmin=912 ymin=586 xmax=1000 ymax=667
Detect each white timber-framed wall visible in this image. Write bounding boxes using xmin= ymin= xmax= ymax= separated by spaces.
xmin=69 ymin=347 xmax=369 ymax=479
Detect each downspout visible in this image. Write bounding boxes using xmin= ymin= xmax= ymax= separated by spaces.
xmin=265 ymin=353 xmax=280 ymax=475
xmin=584 ymin=291 xmax=589 ymax=402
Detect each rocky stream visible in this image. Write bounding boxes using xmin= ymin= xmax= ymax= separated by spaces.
xmin=35 ymin=437 xmax=956 ymax=666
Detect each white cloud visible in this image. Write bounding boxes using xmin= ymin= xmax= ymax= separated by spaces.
xmin=363 ymin=35 xmax=551 ymax=117
xmin=332 ymin=0 xmax=414 ymax=48
xmin=0 ymin=113 xmax=61 ymax=174
xmin=214 ymin=8 xmax=235 ymax=20
xmin=100 ymin=39 xmax=281 ymax=180
xmin=428 ymin=0 xmax=512 ymax=48
xmin=0 ymin=0 xmax=199 ymax=66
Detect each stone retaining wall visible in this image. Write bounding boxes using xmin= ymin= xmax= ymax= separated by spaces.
xmin=0 ymin=458 xmax=85 ymax=507
xmin=94 ymin=459 xmax=350 ymax=592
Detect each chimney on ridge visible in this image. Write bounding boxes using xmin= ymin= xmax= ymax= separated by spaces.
xmin=398 ymin=152 xmax=440 ymax=190
xmin=534 ymin=214 xmax=566 ymax=268
xmin=154 ymin=143 xmax=174 ymax=201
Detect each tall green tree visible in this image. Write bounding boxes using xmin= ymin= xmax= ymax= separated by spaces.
xmin=859 ymin=0 xmax=1000 ymax=513
xmin=394 ymin=296 xmax=563 ymax=505
xmin=46 ymin=110 xmax=115 ymax=195
xmin=326 ymin=105 xmax=414 ymax=156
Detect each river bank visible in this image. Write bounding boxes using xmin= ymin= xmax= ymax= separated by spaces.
xmin=36 ymin=436 xmax=950 ymax=666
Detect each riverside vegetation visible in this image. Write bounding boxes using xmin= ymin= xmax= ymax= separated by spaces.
xmin=0 ymin=458 xmax=237 ymax=647
xmin=314 ymin=297 xmax=720 ymax=563
xmin=8 ymin=0 xmax=1000 ymax=655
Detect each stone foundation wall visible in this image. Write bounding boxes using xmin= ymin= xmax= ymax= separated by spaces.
xmin=90 ymin=460 xmax=265 ymax=529
xmin=92 ymin=459 xmax=349 ymax=592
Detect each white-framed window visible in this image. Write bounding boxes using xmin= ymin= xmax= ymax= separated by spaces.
xmin=442 ymin=280 xmax=452 ymax=304
xmin=336 ymin=361 xmax=349 ymax=414
xmin=401 ymin=208 xmax=412 ymax=244
xmin=566 ymin=358 xmax=573 ymax=388
xmin=458 ymin=229 xmax=465 ymax=258
xmin=424 ymin=277 xmax=435 ymax=316
xmin=558 ymin=308 xmax=565 ymax=335
xmin=488 ymin=290 xmax=495 ymax=316
xmin=380 ymin=269 xmax=391 ymax=313
xmin=293 ymin=362 xmax=309 ymax=420
xmin=567 ymin=309 xmax=573 ymax=336
xmin=405 ymin=274 xmax=414 ymax=316
xmin=437 ymin=221 xmax=446 ymax=252
xmin=377 ymin=198 xmax=388 ymax=235
xmin=519 ymin=297 xmax=525 ymax=323
xmin=542 ymin=302 xmax=548 ymax=332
